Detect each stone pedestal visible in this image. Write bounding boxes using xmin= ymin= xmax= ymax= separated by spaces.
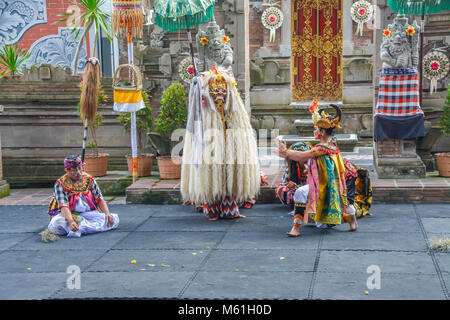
xmin=0 ymin=133 xmax=10 ymax=198
xmin=374 ymin=139 xmax=426 ymax=178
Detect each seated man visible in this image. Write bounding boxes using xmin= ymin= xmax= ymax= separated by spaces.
xmin=41 ymin=155 xmax=119 ymax=242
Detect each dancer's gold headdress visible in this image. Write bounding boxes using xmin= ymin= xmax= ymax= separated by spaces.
xmin=309 ymin=100 xmax=342 ymax=130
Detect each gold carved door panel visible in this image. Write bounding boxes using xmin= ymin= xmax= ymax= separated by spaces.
xmin=291 ymin=0 xmax=343 ymax=102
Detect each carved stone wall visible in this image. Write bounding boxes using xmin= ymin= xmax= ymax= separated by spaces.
xmin=131 ymin=0 xmax=250 ymax=115
xmin=1 ymin=0 xmax=91 ymax=73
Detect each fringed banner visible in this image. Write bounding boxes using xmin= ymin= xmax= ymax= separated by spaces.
xmin=112 ymin=0 xmax=144 ymax=39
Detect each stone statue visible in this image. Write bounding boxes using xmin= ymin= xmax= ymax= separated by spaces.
xmin=196 ymin=17 xmax=233 ymax=72
xmin=150 ymin=26 xmax=166 ymax=49
xmin=380 ymin=14 xmax=420 ymax=68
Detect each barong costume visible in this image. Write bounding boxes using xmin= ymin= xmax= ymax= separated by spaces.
xmin=181 ymin=67 xmax=260 ymax=219
xmin=47 ymin=171 xmax=119 ymax=237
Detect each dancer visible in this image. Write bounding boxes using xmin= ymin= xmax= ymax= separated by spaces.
xmin=275 ymin=142 xmax=310 ymax=207
xmin=276 ymin=102 xmax=357 ymax=237
xmin=181 ymin=66 xmax=260 ymax=220
xmin=40 ymin=155 xmax=119 ymax=242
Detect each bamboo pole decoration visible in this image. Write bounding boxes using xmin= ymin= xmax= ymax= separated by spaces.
xmin=127 ymin=28 xmax=138 ymax=183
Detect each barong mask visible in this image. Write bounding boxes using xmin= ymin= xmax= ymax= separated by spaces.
xmin=208 ymin=68 xmax=229 ymax=130
xmin=309 ymin=100 xmax=342 ymax=130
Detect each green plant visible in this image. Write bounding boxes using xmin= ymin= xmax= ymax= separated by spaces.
xmin=77 ymin=82 xmax=107 ymax=156
xmin=57 ymin=0 xmax=112 ymax=74
xmin=440 ymin=84 xmax=450 ymax=135
xmin=0 ymin=44 xmax=31 ymax=78
xmin=117 ymin=91 xmax=154 ymax=154
xmin=154 ymin=83 xmax=187 ymax=141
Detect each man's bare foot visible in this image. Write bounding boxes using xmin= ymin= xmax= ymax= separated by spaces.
xmin=286 ymin=225 xmax=301 ymax=237
xmin=348 ymin=215 xmax=358 ymax=232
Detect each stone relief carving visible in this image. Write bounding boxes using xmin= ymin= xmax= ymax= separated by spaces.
xmin=149 ymin=25 xmax=166 ymax=48
xmin=23 ymin=27 xmax=87 ymax=72
xmin=0 ymin=0 xmax=47 ymax=45
xmin=343 ymin=57 xmax=373 ymax=82
xmin=380 ymin=14 xmax=420 ymax=68
xmin=196 ymin=17 xmax=233 ymax=72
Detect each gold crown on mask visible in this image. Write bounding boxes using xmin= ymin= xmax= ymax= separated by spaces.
xmin=309 ymin=100 xmax=342 ymax=130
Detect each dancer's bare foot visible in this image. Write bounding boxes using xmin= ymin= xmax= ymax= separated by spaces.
xmin=286 ymin=225 xmax=301 ymax=237
xmin=182 ymin=200 xmax=191 ymax=206
xmin=236 ymin=213 xmax=246 ymax=219
xmin=348 ymin=215 xmax=358 ymax=232
xmin=207 ymin=216 xmax=219 ymax=221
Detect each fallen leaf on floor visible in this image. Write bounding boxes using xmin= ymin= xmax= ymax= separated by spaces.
xmin=148 ymin=264 xmax=155 ymax=267
xmin=280 ymin=257 xmax=286 ymax=260
xmin=131 ymin=260 xmax=136 ymax=264
xmin=140 ymin=268 xmax=146 ymax=271
xmin=235 ymin=268 xmax=239 ymax=272
xmin=161 ymin=264 xmax=170 ymax=267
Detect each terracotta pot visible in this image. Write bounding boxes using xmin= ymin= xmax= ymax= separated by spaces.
xmin=436 ymin=153 xmax=450 ymax=177
xmin=126 ymin=153 xmax=154 ymax=177
xmin=83 ymin=153 xmax=109 ymax=177
xmin=157 ymin=156 xmax=181 ymax=179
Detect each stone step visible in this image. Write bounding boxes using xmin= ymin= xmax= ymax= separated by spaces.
xmin=125 ymin=172 xmax=450 ymax=205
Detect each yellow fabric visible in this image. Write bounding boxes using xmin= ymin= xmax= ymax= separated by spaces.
xmin=114 ymin=89 xmax=143 ymax=104
xmin=313 ymin=154 xmax=347 ymax=225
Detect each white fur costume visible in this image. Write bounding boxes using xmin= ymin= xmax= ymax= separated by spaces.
xmin=181 ymin=69 xmax=260 ymax=205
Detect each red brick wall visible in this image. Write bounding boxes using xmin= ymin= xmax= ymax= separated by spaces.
xmin=17 ymin=0 xmax=90 ymax=54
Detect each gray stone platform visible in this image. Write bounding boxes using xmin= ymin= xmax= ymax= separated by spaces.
xmin=0 ymin=203 xmax=448 ymax=300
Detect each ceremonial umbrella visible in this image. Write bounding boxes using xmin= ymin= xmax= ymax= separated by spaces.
xmin=152 ymin=0 xmax=216 ymax=76
xmin=387 ymin=0 xmax=450 ymax=105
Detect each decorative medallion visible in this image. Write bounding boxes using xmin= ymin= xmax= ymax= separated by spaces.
xmin=178 ymin=56 xmax=199 ymax=84
xmin=261 ymin=6 xmax=283 ymax=43
xmin=423 ymin=50 xmax=449 ymax=94
xmin=350 ymin=0 xmax=374 ymax=37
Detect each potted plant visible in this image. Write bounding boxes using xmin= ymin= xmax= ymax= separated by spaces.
xmin=151 ymin=82 xmax=187 ymax=179
xmin=0 ymin=44 xmax=31 ymax=78
xmin=77 ymin=83 xmax=109 ymax=176
xmin=117 ymin=91 xmax=154 ymax=176
xmin=436 ymin=84 xmax=450 ymax=177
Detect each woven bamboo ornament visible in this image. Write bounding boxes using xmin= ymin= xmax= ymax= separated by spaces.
xmin=351 ymin=0 xmax=374 ymax=37
xmin=113 ymin=64 xmax=146 ymax=112
xmin=423 ymin=50 xmax=449 ymax=94
xmin=112 ymin=0 xmax=144 ymax=39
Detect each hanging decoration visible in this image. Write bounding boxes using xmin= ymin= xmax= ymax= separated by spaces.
xmin=423 ymin=50 xmax=449 ymax=94
xmin=112 ymin=0 xmax=144 ymax=39
xmin=350 ymin=0 xmax=374 ymax=37
xmin=179 ymin=56 xmax=200 ymax=84
xmin=261 ymin=3 xmax=283 ymax=43
xmin=113 ymin=64 xmax=146 ymax=113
